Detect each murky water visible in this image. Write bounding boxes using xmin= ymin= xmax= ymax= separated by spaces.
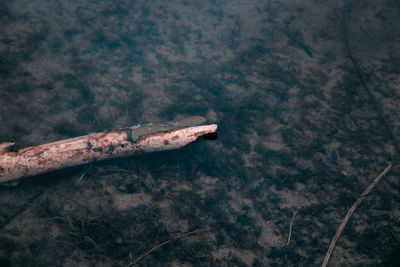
xmin=1 ymin=0 xmax=400 ymax=266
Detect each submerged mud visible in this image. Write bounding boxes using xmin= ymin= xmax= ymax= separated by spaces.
xmin=0 ymin=0 xmax=400 ymax=266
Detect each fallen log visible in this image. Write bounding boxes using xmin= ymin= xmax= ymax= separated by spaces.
xmin=0 ymin=116 xmax=217 ymax=185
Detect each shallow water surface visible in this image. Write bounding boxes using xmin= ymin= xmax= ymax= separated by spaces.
xmin=1 ymin=0 xmax=400 ymax=266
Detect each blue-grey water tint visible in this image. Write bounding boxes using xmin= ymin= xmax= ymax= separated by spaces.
xmin=1 ymin=0 xmax=400 ymax=266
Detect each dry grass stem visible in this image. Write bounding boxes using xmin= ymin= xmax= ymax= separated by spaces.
xmin=77 ymin=166 xmax=88 ymax=184
xmin=125 ymin=229 xmax=206 ymax=267
xmin=287 ymin=210 xmax=297 ymax=245
xmin=322 ymin=164 xmax=392 ymax=267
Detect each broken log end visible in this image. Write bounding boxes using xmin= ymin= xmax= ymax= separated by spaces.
xmin=0 ymin=142 xmax=16 ymax=154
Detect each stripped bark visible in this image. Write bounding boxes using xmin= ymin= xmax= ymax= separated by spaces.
xmin=0 ymin=122 xmax=217 ymax=185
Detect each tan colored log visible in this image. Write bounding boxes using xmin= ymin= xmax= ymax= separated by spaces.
xmin=0 ymin=122 xmax=217 ymax=185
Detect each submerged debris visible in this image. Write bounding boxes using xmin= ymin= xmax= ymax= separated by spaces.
xmin=0 ymin=117 xmax=217 ymax=185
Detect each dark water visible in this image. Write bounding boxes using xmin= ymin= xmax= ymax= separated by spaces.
xmin=1 ymin=0 xmax=400 ymax=266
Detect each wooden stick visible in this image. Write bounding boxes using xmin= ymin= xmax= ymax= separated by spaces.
xmin=0 ymin=118 xmax=217 ymax=185
xmin=322 ymin=164 xmax=392 ymax=267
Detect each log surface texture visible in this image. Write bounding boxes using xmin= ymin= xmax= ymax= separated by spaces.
xmin=0 ymin=123 xmax=217 ymax=185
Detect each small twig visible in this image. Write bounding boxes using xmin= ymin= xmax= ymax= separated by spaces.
xmin=125 ymin=229 xmax=206 ymax=267
xmin=287 ymin=210 xmax=297 ymax=245
xmin=322 ymin=164 xmax=392 ymax=267
xmin=76 ymin=166 xmax=88 ymax=184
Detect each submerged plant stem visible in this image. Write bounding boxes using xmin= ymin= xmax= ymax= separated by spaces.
xmin=322 ymin=164 xmax=392 ymax=267
xmin=287 ymin=210 xmax=297 ymax=245
xmin=125 ymin=229 xmax=206 ymax=267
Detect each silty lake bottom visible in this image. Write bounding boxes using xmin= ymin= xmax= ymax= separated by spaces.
xmin=0 ymin=0 xmax=400 ymax=266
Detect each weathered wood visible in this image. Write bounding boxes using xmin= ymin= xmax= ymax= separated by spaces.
xmin=0 ymin=119 xmax=217 ymax=185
